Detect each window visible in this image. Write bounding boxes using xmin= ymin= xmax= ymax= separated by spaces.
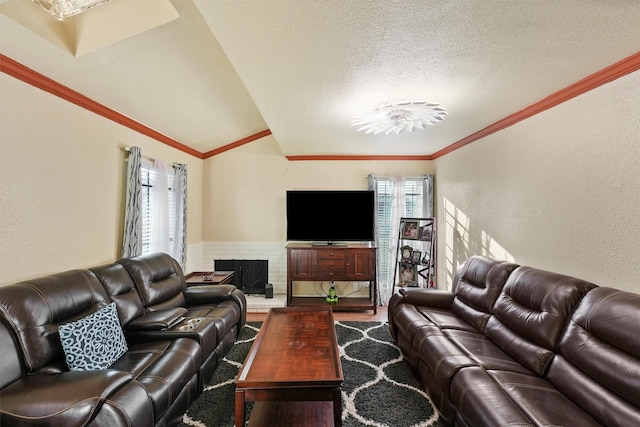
xmin=140 ymin=164 xmax=176 ymax=255
xmin=375 ymin=178 xmax=425 ymax=287
xmin=122 ymin=147 xmax=187 ymax=266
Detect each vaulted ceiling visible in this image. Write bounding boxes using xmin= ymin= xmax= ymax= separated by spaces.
xmin=1 ymin=0 xmax=639 ymax=159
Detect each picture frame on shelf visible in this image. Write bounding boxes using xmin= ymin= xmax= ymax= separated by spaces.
xmin=421 ymin=253 xmax=431 ymax=265
xmin=419 ymin=224 xmax=433 ymax=241
xmin=401 ymin=220 xmax=419 ymax=239
xmin=399 ymin=262 xmax=418 ymax=286
xmin=400 ymin=245 xmax=414 ymax=262
xmin=412 ymin=250 xmax=422 ymax=264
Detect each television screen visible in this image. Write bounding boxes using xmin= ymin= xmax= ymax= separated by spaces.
xmin=286 ymin=190 xmax=375 ymax=243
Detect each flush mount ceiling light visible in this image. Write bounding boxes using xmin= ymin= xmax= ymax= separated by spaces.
xmin=32 ymin=0 xmax=111 ymax=20
xmin=351 ymin=100 xmax=448 ymax=135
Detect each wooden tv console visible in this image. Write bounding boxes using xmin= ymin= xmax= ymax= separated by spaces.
xmin=286 ymin=243 xmax=377 ymax=314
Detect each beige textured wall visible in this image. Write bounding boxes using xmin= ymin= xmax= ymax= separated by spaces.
xmin=3 ymin=66 xmax=638 ymax=297
xmin=0 ymin=74 xmax=203 ymax=286
xmin=202 ymin=136 xmax=433 ymax=242
xmin=435 ymin=70 xmax=640 ymax=292
xmin=201 ymin=140 xmax=433 ymax=296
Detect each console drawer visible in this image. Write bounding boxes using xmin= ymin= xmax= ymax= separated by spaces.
xmin=317 ymin=250 xmax=346 ymax=260
xmin=317 ymin=260 xmax=346 ymax=279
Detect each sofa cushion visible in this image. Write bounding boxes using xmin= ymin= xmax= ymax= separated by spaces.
xmin=0 ymin=320 xmax=22 ymax=389
xmin=547 ymin=287 xmax=640 ymax=426
xmin=449 ymin=367 xmax=533 ymax=427
xmin=416 ymin=307 xmax=478 ymax=331
xmin=416 ymin=333 xmax=476 ymax=397
xmin=118 ymin=253 xmax=187 ymax=311
xmin=0 ymin=369 xmax=151 ymax=427
xmin=488 ymin=370 xmax=602 ymax=427
xmin=59 ymin=302 xmax=128 ymax=371
xmin=91 ymin=263 xmax=146 ymax=326
xmin=392 ymin=305 xmax=444 ymax=349
xmin=450 ymin=367 xmax=602 ymax=427
xmin=450 ymin=256 xmax=519 ymax=332
xmin=484 ymin=266 xmax=596 ymax=375
xmin=445 ymin=329 xmax=532 ymax=374
xmin=112 ymin=338 xmax=201 ymax=421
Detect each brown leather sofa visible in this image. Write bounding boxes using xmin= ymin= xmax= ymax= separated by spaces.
xmin=388 ymin=255 xmax=640 ymax=427
xmin=0 ymin=252 xmax=247 ymax=427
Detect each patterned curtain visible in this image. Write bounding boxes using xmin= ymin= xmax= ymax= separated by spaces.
xmin=172 ymin=164 xmax=187 ymax=269
xmin=121 ymin=146 xmax=142 ymax=258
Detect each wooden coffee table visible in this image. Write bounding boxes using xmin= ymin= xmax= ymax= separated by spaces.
xmin=235 ymin=306 xmax=343 ymax=427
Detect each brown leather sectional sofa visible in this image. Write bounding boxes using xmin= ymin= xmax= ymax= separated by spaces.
xmin=388 ymin=255 xmax=640 ymax=427
xmin=0 ymin=252 xmax=247 ymax=427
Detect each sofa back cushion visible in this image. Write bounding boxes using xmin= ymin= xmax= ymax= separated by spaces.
xmin=485 ymin=266 xmax=596 ymax=375
xmin=546 ymin=287 xmax=640 ymax=425
xmin=0 ymin=270 xmax=111 ymax=373
xmin=450 ymin=256 xmax=519 ymax=332
xmin=118 ymin=252 xmax=186 ymax=312
xmin=91 ymin=263 xmax=145 ymax=326
xmin=0 ymin=319 xmax=23 ymax=389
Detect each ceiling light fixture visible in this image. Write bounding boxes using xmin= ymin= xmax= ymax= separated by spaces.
xmin=352 ymin=100 xmax=448 ymax=135
xmin=32 ymin=0 xmax=111 ymax=20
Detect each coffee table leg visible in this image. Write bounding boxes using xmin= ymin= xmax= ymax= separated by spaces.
xmin=235 ymin=389 xmax=245 ymax=427
xmin=333 ymin=387 xmax=342 ymax=427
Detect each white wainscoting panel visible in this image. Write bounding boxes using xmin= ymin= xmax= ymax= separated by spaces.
xmin=185 ymin=242 xmax=203 ymax=275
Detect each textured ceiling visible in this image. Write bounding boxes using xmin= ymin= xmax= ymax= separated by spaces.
xmin=1 ymin=0 xmax=639 ymax=157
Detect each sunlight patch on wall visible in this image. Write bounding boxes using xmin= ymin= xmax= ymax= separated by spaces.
xmin=443 ymin=197 xmax=470 ymax=289
xmin=442 ymin=197 xmax=514 ymax=289
xmin=480 ymin=230 xmax=515 ymax=263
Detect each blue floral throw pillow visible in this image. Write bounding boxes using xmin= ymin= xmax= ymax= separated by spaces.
xmin=59 ymin=302 xmax=128 ymax=371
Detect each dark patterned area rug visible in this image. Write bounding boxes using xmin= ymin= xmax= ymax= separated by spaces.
xmin=180 ymin=321 xmax=443 ymax=427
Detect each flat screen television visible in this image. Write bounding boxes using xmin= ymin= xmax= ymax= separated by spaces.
xmin=286 ymin=190 xmax=375 ymax=244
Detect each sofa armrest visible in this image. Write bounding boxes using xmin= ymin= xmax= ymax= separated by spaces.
xmin=399 ymin=288 xmax=455 ymax=308
xmin=126 ymin=308 xmax=188 ymax=331
xmin=183 ymin=284 xmax=237 ymax=305
xmin=0 ymin=370 xmax=153 ymax=427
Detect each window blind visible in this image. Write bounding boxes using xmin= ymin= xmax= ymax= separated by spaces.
xmin=140 ymin=166 xmax=176 ymax=255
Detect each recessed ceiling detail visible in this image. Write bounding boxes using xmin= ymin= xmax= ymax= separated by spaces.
xmin=32 ymin=0 xmax=110 ymax=20
xmin=351 ymin=101 xmax=448 ymax=135
xmin=4 ymin=0 xmax=180 ymax=56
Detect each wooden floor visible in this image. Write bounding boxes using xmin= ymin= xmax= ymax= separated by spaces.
xmin=246 ymin=305 xmax=388 ymax=323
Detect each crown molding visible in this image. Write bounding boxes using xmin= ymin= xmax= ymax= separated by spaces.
xmin=3 ymin=50 xmax=639 ymax=162
xmin=286 ymin=155 xmax=433 ymax=161
xmin=430 ymin=50 xmax=640 ymax=159
xmin=0 ymin=54 xmax=204 ymax=159
xmin=203 ymin=130 xmax=272 ymax=159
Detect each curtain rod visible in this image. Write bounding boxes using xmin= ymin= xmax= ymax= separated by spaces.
xmin=366 ymin=174 xmax=432 ymax=179
xmin=124 ymin=146 xmax=182 ymax=168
